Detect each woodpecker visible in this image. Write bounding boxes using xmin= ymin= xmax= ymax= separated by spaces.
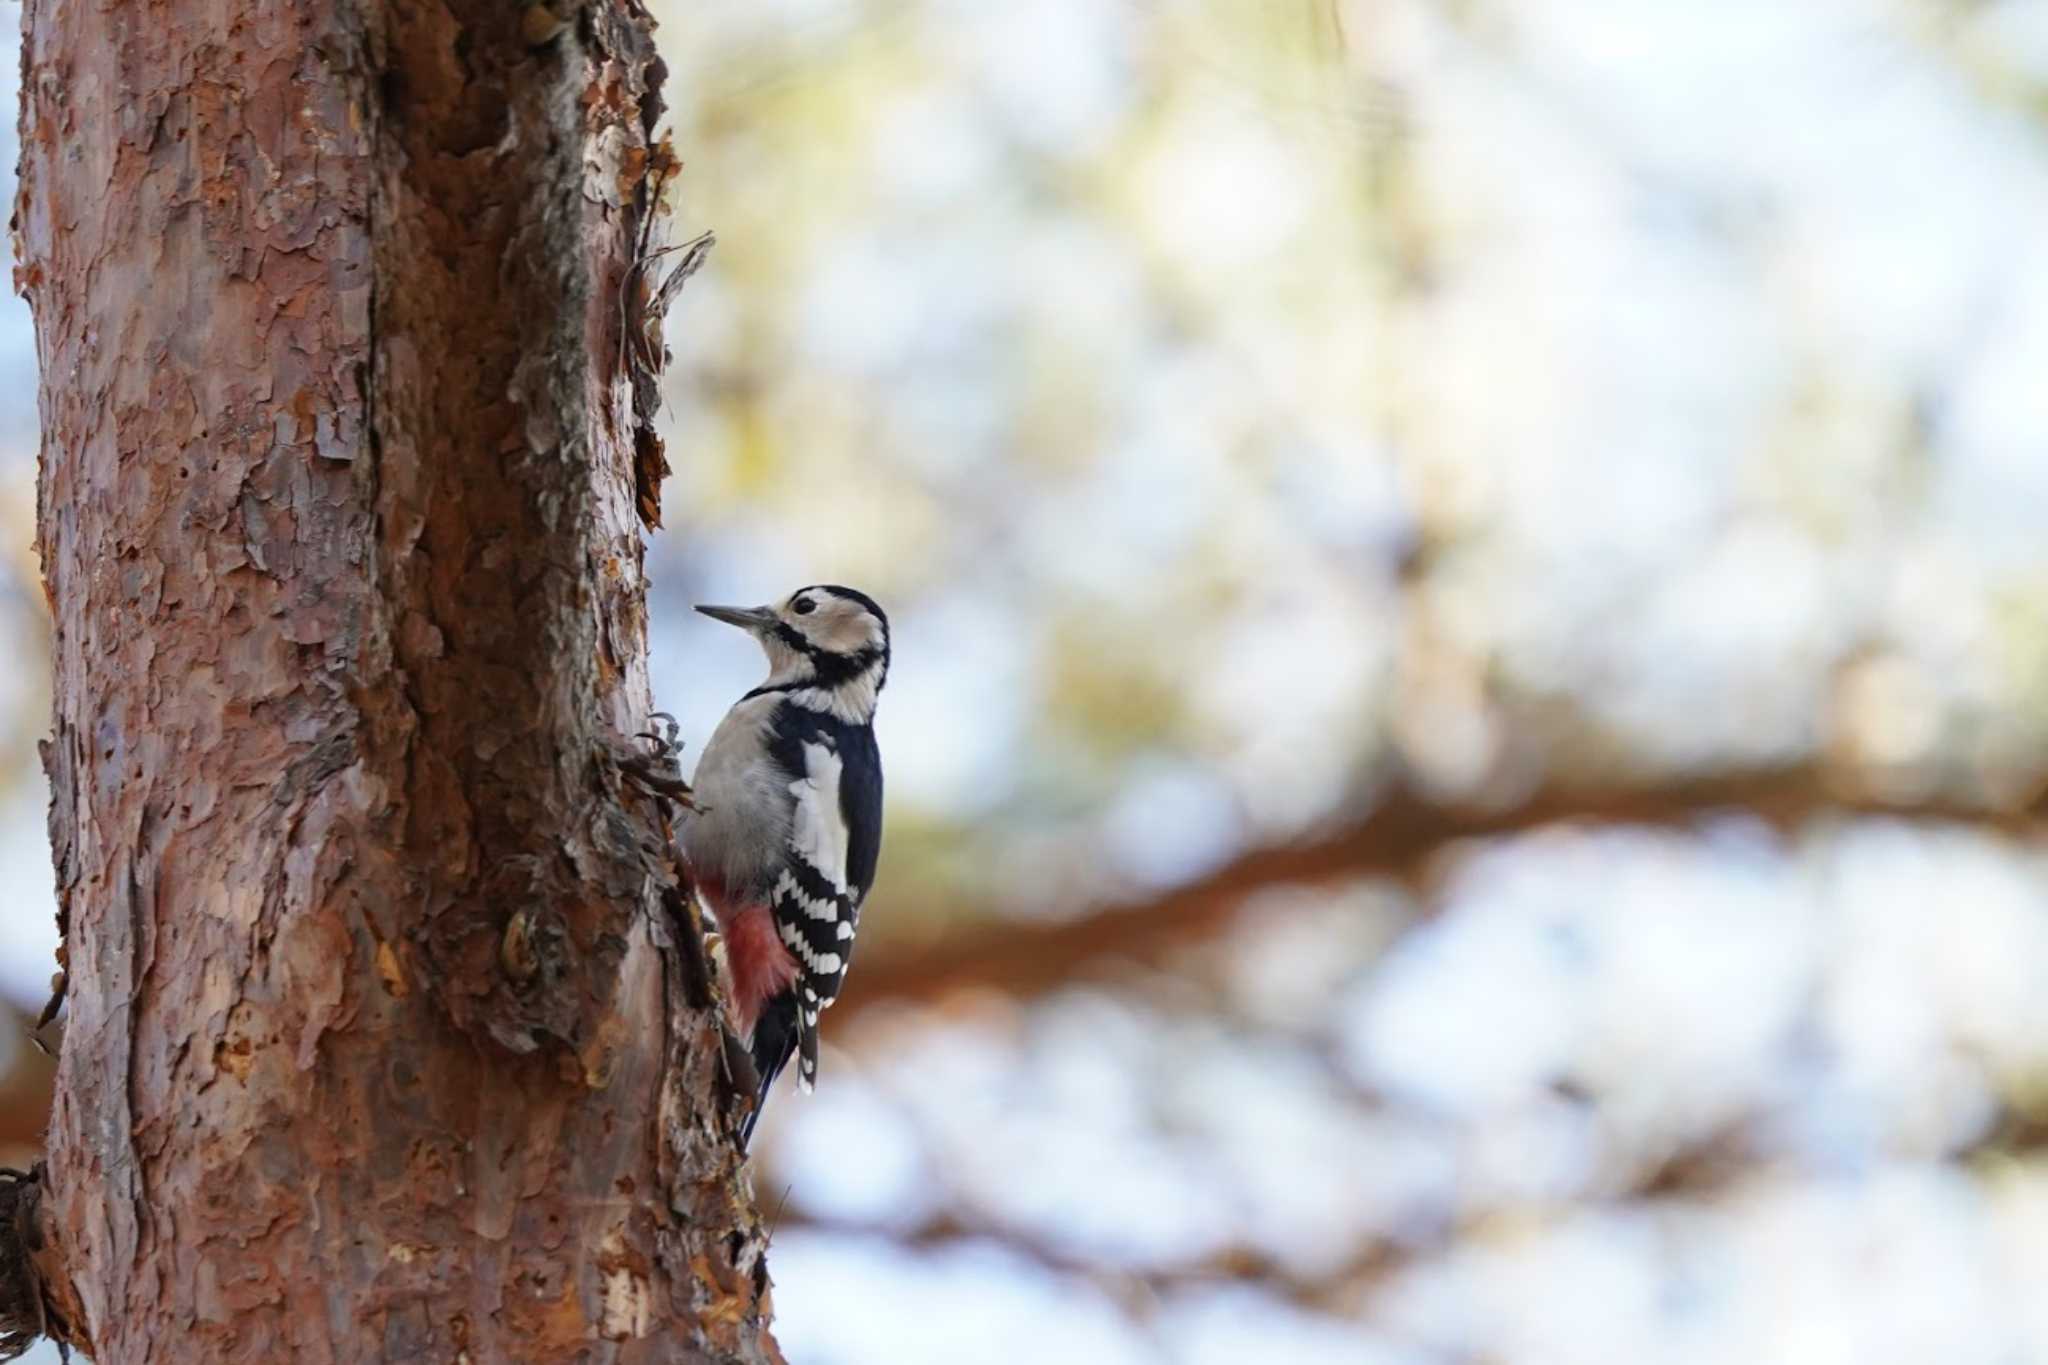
xmin=683 ymin=585 xmax=888 ymax=1142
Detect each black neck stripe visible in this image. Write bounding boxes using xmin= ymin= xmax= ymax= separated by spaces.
xmin=742 ymin=647 xmax=886 ymax=704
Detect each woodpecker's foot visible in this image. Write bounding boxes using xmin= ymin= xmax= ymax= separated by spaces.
xmin=618 ymin=712 xmax=698 ymax=807
xmin=637 ymin=711 xmax=682 ymax=763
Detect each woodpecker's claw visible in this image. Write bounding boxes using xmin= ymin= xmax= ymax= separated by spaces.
xmin=618 ymin=712 xmax=697 ymax=807
xmin=637 ymin=711 xmax=683 ymax=761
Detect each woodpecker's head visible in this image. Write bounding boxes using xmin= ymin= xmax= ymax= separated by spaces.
xmin=697 ymin=585 xmax=891 ymax=722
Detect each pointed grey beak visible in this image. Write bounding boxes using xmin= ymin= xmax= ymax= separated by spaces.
xmin=695 ymin=603 xmax=777 ymax=632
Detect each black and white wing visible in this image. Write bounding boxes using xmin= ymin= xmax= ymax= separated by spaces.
xmin=769 ymin=717 xmax=883 ymax=1090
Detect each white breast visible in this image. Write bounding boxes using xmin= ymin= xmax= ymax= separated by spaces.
xmin=682 ymin=693 xmax=793 ymax=899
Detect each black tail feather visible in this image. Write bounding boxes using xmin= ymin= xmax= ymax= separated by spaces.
xmin=741 ymin=992 xmax=800 ymax=1149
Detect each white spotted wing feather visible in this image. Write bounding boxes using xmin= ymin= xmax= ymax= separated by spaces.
xmin=774 ymin=739 xmax=859 ymax=1090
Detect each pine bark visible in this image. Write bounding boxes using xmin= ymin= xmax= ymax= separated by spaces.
xmin=5 ymin=0 xmax=778 ymax=1359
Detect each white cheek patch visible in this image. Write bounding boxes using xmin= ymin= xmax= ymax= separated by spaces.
xmin=788 ymin=741 xmax=851 ymax=892
xmin=828 ymin=613 xmax=880 ymax=653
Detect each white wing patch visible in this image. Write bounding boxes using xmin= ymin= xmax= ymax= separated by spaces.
xmin=787 ymin=740 xmax=851 ymax=893
xmin=777 ymin=737 xmax=864 ymax=1095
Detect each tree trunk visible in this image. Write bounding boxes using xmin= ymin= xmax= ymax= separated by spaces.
xmin=4 ymin=0 xmax=778 ymax=1359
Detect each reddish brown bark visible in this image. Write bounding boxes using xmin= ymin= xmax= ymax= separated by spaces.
xmin=11 ymin=0 xmax=778 ymax=1359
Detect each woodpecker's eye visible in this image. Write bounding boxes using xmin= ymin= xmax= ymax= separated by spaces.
xmin=792 ymin=596 xmax=816 ymax=616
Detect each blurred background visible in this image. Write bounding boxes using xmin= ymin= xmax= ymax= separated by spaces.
xmin=6 ymin=0 xmax=2048 ymax=1360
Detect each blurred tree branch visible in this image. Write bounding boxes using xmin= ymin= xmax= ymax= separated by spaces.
xmin=767 ymin=1111 xmax=1765 ymax=1317
xmin=769 ymin=1207 xmax=1402 ymax=1315
xmin=774 ymin=1106 xmax=2048 ymax=1323
xmin=844 ymin=765 xmax=2044 ymax=1014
